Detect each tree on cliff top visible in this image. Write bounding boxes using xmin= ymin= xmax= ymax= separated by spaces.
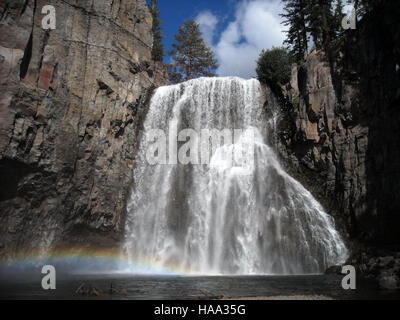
xmin=168 ymin=20 xmax=218 ymax=83
xmin=256 ymin=47 xmax=293 ymax=88
xmin=307 ymin=0 xmax=336 ymax=50
xmin=150 ymin=0 xmax=165 ymax=62
xmin=281 ymin=0 xmax=344 ymax=60
xmin=281 ymin=0 xmax=309 ymax=62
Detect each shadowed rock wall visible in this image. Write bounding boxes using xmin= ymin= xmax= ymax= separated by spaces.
xmin=275 ymin=2 xmax=400 ymax=248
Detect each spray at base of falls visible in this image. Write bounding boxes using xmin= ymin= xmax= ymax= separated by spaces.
xmin=123 ymin=77 xmax=347 ymax=275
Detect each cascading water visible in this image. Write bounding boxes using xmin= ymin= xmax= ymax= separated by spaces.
xmin=123 ymin=77 xmax=347 ymax=275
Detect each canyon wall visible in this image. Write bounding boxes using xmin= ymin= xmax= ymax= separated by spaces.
xmin=275 ymin=2 xmax=400 ymax=250
xmin=0 ymin=0 xmax=168 ymax=258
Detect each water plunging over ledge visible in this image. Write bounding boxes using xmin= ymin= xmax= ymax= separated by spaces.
xmin=123 ymin=77 xmax=347 ymax=275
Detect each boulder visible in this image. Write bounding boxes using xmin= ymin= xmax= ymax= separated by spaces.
xmin=378 ymin=275 xmax=400 ymax=290
xmin=325 ymin=265 xmax=342 ymax=275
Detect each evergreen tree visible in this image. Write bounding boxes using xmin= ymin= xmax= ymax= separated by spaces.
xmin=256 ymin=47 xmax=293 ymax=87
xmin=333 ymin=0 xmax=344 ymax=37
xmin=168 ymin=20 xmax=218 ymax=82
xmin=280 ymin=0 xmax=309 ymax=62
xmin=280 ymin=0 xmax=377 ymax=56
xmin=149 ymin=0 xmax=165 ymax=62
xmin=357 ymin=0 xmax=383 ymax=17
xmin=167 ymin=64 xmax=183 ymax=84
xmin=297 ymin=0 xmax=336 ymax=50
xmin=320 ymin=0 xmax=335 ymax=47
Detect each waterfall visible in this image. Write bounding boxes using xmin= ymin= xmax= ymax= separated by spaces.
xmin=123 ymin=77 xmax=347 ymax=275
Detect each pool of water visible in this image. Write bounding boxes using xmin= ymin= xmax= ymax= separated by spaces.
xmin=0 ymin=273 xmax=399 ymax=300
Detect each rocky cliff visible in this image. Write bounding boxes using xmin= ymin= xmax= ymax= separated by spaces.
xmin=0 ymin=0 xmax=168 ymax=258
xmin=274 ymin=2 xmax=400 ymax=251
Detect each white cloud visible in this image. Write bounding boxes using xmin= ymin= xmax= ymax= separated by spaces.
xmin=195 ymin=11 xmax=218 ymax=46
xmin=196 ymin=0 xmax=285 ymax=79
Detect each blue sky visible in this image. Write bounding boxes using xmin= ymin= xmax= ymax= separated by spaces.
xmin=155 ymin=0 xmax=286 ymax=79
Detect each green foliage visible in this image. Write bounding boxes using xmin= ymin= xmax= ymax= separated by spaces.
xmin=149 ymin=0 xmax=165 ymax=62
xmin=168 ymin=20 xmax=219 ymax=83
xmin=281 ymin=0 xmax=309 ymax=62
xmin=353 ymin=0 xmax=384 ymax=19
xmin=166 ymin=64 xmax=183 ymax=84
xmin=333 ymin=0 xmax=345 ymax=38
xmin=281 ymin=0 xmax=357 ymax=61
xmin=256 ymin=47 xmax=293 ymax=87
xmin=310 ymin=0 xmax=337 ymax=49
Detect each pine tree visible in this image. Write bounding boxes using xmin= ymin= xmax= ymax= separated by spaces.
xmin=306 ymin=0 xmax=335 ymax=50
xmin=306 ymin=0 xmax=322 ymax=49
xmin=281 ymin=0 xmax=368 ymax=55
xmin=321 ymin=0 xmax=335 ymax=47
xmin=150 ymin=0 xmax=164 ymax=62
xmin=167 ymin=64 xmax=183 ymax=84
xmin=280 ymin=0 xmax=309 ymax=62
xmin=358 ymin=0 xmax=383 ymax=17
xmin=333 ymin=0 xmax=344 ymax=38
xmin=168 ymin=20 xmax=218 ymax=82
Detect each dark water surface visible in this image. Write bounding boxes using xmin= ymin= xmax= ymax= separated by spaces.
xmin=0 ymin=273 xmax=399 ymax=300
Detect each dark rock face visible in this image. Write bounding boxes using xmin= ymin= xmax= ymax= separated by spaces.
xmin=274 ymin=3 xmax=400 ymax=247
xmin=346 ymin=251 xmax=400 ymax=289
xmin=0 ymin=0 xmax=168 ymax=258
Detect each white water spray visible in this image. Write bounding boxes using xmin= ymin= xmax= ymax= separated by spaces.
xmin=123 ymin=77 xmax=347 ymax=275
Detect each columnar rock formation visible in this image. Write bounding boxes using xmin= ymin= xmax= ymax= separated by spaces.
xmin=0 ymin=0 xmax=168 ymax=258
xmin=275 ymin=3 xmax=400 ymax=248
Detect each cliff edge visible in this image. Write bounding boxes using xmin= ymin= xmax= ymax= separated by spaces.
xmin=0 ymin=0 xmax=168 ymax=258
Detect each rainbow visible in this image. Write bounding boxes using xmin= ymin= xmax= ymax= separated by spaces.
xmin=0 ymin=248 xmax=199 ymax=276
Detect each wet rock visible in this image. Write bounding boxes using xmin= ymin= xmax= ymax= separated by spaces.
xmin=378 ymin=256 xmax=395 ymax=268
xmin=378 ymin=275 xmax=400 ymax=290
xmin=325 ymin=265 xmax=342 ymax=275
xmin=76 ymin=283 xmax=103 ymax=297
xmin=108 ymin=283 xmax=128 ymax=295
xmin=368 ymin=263 xmax=380 ymax=276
